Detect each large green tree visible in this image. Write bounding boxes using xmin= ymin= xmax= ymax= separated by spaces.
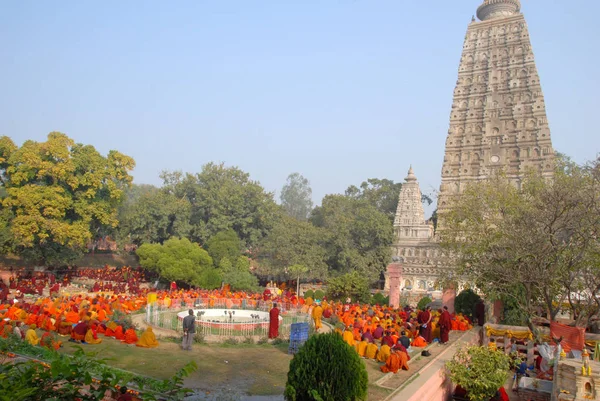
xmin=160 ymin=163 xmax=279 ymax=248
xmin=280 ymin=172 xmax=313 ymax=221
xmin=257 ymin=214 xmax=328 ymax=280
xmin=440 ymin=157 xmax=600 ymax=329
xmin=0 ymin=133 xmax=134 ymax=266
xmin=310 ymin=195 xmax=393 ymax=281
xmin=205 ymin=229 xmax=243 ymax=266
xmin=136 ymin=238 xmax=219 ymax=288
xmin=219 ymin=255 xmax=259 ymax=292
xmin=118 ymin=186 xmax=191 ymax=246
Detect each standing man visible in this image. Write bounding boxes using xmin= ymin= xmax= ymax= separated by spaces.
xmin=439 ymin=306 xmax=452 ymax=344
xmin=312 ymin=301 xmax=323 ymax=332
xmin=182 ymin=309 xmax=195 ymax=351
xmin=269 ymin=303 xmax=280 ymax=339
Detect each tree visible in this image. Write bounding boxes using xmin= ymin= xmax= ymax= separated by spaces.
xmin=280 ymin=173 xmax=313 ymax=220
xmin=326 ymin=271 xmax=371 ymax=303
xmin=287 ymin=264 xmax=308 ymax=295
xmin=160 ymin=163 xmax=279 ymax=248
xmin=311 ymin=195 xmax=393 ymax=282
xmin=136 ymin=238 xmax=216 ymax=287
xmin=440 ymin=157 xmax=600 ymax=329
xmin=205 ymin=229 xmax=243 ymax=266
xmin=257 ymin=214 xmax=328 ymax=280
xmin=0 ymin=133 xmax=134 ymax=266
xmin=454 ymin=289 xmax=481 ymax=319
xmin=285 ymin=332 xmax=368 ymax=401
xmin=446 ymin=345 xmax=512 ymax=401
xmin=219 ymin=255 xmax=259 ymax=292
xmin=118 ymin=187 xmax=191 ymax=246
xmin=417 ymin=296 xmax=433 ymax=311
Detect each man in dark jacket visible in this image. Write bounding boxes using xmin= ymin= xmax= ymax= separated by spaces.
xmin=182 ymin=309 xmax=196 ymax=351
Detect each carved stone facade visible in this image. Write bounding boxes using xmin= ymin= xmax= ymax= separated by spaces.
xmin=386 ymin=0 xmax=555 ymax=299
xmin=437 ymin=0 xmax=555 ymax=214
xmin=385 ymin=167 xmax=443 ymax=293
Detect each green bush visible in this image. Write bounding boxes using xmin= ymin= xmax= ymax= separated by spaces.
xmin=371 ymin=292 xmax=389 ymax=305
xmin=285 ymin=333 xmax=368 ymax=401
xmin=313 ymin=289 xmax=324 ymax=300
xmin=417 ymin=296 xmax=432 ymax=311
xmin=446 ymin=345 xmax=511 ymax=401
xmin=303 ymin=290 xmax=314 ymax=299
xmin=454 ymin=289 xmax=482 ymax=318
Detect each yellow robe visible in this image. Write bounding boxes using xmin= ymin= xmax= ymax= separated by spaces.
xmin=25 ymin=328 xmax=40 ymax=346
xmin=311 ymin=306 xmax=323 ymax=330
xmin=377 ymin=344 xmax=391 ymax=363
xmin=366 ymin=343 xmax=378 ymax=359
xmin=85 ymin=329 xmax=102 ymax=344
xmin=357 ymin=341 xmax=368 ymax=357
xmin=136 ymin=327 xmax=159 ymax=348
xmin=342 ymin=330 xmax=355 ymax=348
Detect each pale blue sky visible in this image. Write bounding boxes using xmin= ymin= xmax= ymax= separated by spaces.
xmin=1 ymin=1 xmax=598 ymax=217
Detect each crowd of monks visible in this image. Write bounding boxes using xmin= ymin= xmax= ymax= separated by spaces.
xmin=305 ymin=298 xmax=474 ymax=374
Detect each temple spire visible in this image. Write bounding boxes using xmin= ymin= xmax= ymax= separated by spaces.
xmin=477 ymin=0 xmax=521 ymax=21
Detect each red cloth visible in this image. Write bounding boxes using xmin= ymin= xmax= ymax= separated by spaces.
xmin=269 ymin=307 xmax=279 ymax=339
xmin=550 ymin=321 xmax=585 ymax=351
xmin=439 ymin=310 xmax=452 ymax=343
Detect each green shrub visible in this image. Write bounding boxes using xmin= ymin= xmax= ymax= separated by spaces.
xmin=313 ymin=289 xmax=324 ymax=300
xmin=454 ymin=289 xmax=482 ymax=318
xmin=257 ymin=337 xmax=269 ymax=345
xmin=285 ymin=333 xmax=368 ymax=401
xmin=304 ymin=290 xmax=314 ymax=299
xmin=417 ymin=296 xmax=432 ymax=311
xmin=446 ymin=345 xmax=511 ymax=401
xmin=371 ymin=292 xmax=389 ymax=305
xmin=223 ymin=337 xmax=239 ymax=345
xmin=193 ymin=331 xmax=205 ymax=344
xmin=243 ymin=336 xmax=254 ymax=344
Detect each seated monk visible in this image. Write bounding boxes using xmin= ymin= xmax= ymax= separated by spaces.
xmin=381 ymin=350 xmax=409 ymax=373
xmin=365 ymin=342 xmax=379 ymax=359
xmin=25 ymin=324 xmax=40 ymax=346
xmin=136 ymin=327 xmax=159 ymax=348
xmin=113 ymin=325 xmax=125 ymax=340
xmin=40 ymin=332 xmax=62 ymax=350
xmin=122 ymin=328 xmax=138 ymax=344
xmin=376 ymin=344 xmax=391 ymax=363
xmin=71 ymin=322 xmax=88 ymax=343
xmin=104 ymin=321 xmax=118 ymax=337
xmin=57 ymin=316 xmax=72 ymax=336
xmin=357 ymin=340 xmax=368 ymax=357
xmin=412 ymin=335 xmax=428 ymax=347
xmin=85 ymin=325 xmax=103 ymax=345
xmin=65 ymin=310 xmax=80 ymax=324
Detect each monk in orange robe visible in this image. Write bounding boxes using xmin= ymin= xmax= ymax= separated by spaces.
xmin=136 ymin=327 xmax=159 ymax=348
xmin=104 ymin=321 xmax=118 ymax=337
xmin=122 ymin=328 xmax=138 ymax=344
xmin=113 ymin=325 xmax=125 ymax=340
xmin=381 ymin=351 xmax=404 ymax=373
xmin=41 ymin=332 xmax=62 ymax=350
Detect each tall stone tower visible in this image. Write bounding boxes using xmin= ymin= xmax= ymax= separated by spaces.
xmin=437 ymin=0 xmax=555 ymax=213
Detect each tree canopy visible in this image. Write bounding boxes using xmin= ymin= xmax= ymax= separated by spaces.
xmin=0 ymin=133 xmax=134 ymax=266
xmin=136 ymin=238 xmax=218 ymax=288
xmin=440 ymin=157 xmax=600 ymax=328
xmin=280 ymin=172 xmax=313 ymax=221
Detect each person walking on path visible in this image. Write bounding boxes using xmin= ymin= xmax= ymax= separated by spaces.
xmin=182 ymin=309 xmax=195 ymax=351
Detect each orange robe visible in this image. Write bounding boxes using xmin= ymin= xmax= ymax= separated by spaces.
xmin=381 ymin=351 xmax=409 ymax=373
xmin=136 ymin=327 xmax=159 ymax=348
xmin=122 ymin=328 xmax=138 ymax=344
xmin=412 ymin=336 xmax=428 ymax=347
xmin=113 ymin=326 xmax=125 ymax=340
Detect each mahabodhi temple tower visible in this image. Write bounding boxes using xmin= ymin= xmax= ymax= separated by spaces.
xmin=387 ymin=0 xmax=556 ymax=304
xmin=437 ymin=0 xmax=555 ymax=214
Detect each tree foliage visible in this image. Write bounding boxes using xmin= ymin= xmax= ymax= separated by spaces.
xmin=206 ymin=229 xmax=243 ymax=266
xmin=440 ymin=157 xmax=600 ymax=328
xmin=311 ymin=195 xmax=392 ymax=282
xmin=136 ymin=238 xmax=217 ymax=288
xmin=219 ymin=255 xmax=259 ymax=292
xmin=417 ymin=296 xmax=433 ymax=311
xmin=160 ymin=163 xmax=279 ymax=248
xmin=326 ymin=271 xmax=371 ymax=303
xmin=257 ymin=214 xmax=328 ymax=280
xmin=0 ymin=133 xmax=134 ymax=266
xmin=446 ymin=345 xmax=512 ymax=401
xmin=280 ymin=172 xmax=313 ymax=221
xmin=285 ymin=332 xmax=368 ymax=401
xmin=454 ymin=289 xmax=482 ymax=319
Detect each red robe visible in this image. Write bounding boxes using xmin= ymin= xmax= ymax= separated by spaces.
xmin=269 ymin=307 xmax=280 ymax=339
xmin=439 ymin=310 xmax=452 ymax=343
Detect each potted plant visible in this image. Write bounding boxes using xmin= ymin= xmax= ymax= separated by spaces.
xmin=446 ymin=345 xmax=512 ymax=401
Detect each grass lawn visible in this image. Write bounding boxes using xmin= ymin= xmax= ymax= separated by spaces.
xmin=60 ymin=337 xmax=293 ymax=396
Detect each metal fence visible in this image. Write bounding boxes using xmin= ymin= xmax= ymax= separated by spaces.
xmin=144 ymin=299 xmax=311 ymax=339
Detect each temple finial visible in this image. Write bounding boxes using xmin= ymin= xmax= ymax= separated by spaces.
xmin=476 ymin=0 xmax=521 ymax=21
